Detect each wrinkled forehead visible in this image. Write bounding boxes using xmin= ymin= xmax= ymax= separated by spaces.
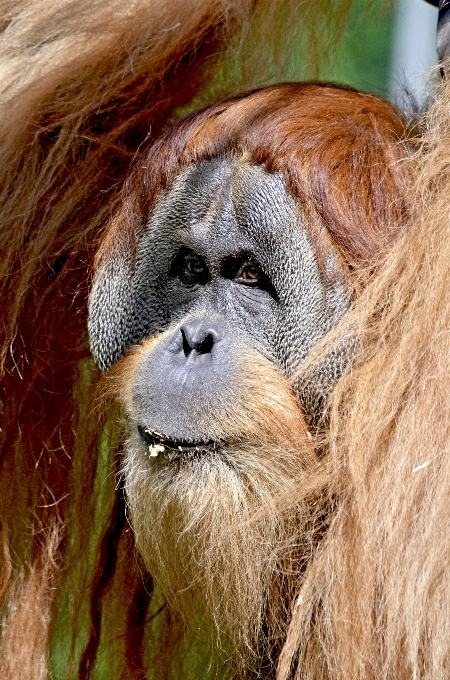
xmin=144 ymin=157 xmax=303 ymax=257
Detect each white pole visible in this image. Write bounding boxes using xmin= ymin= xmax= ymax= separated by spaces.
xmin=388 ymin=0 xmax=438 ymax=109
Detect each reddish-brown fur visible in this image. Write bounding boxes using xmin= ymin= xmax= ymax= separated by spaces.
xmin=99 ymin=83 xmax=411 ymax=276
xmin=275 ymin=76 xmax=450 ymax=680
xmin=0 ymin=1 xmax=419 ymax=677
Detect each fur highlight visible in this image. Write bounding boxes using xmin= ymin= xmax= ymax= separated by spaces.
xmin=93 ymin=82 xmax=413 ymax=678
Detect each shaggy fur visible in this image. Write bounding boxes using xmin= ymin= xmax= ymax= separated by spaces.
xmin=0 ymin=0 xmax=433 ymax=678
xmin=0 ymin=525 xmax=61 ymax=680
xmin=106 ymin=340 xmax=319 ymax=676
xmin=0 ymin=1 xmax=364 ymax=677
xmin=277 ymin=77 xmax=450 ymax=680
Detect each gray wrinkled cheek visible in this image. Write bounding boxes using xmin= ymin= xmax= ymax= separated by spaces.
xmin=280 ymin=235 xmax=351 ymax=378
xmin=292 ymin=252 xmax=352 ymax=423
xmin=325 ymin=251 xmax=351 ymax=329
xmin=88 ymin=258 xmax=135 ymax=371
xmin=293 ymin=336 xmax=356 ymax=425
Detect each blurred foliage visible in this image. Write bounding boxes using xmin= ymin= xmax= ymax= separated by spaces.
xmin=173 ymin=0 xmax=396 ymax=126
xmin=329 ymin=0 xmax=396 ymax=96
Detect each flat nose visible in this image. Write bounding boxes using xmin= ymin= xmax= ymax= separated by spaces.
xmin=180 ymin=320 xmax=223 ymax=358
xmin=166 ymin=319 xmax=224 ymax=365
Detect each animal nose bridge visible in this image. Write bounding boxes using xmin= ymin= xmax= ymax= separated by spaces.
xmin=180 ymin=320 xmax=224 ymax=356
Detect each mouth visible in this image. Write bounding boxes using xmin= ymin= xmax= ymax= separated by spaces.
xmin=137 ymin=424 xmax=219 ymax=458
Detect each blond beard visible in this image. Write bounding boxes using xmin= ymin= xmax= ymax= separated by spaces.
xmin=116 ymin=345 xmax=322 ymax=676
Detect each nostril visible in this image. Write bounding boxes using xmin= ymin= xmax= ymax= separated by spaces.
xmin=197 ymin=333 xmax=214 ymax=355
xmin=181 ymin=328 xmax=193 ymax=357
xmin=181 ymin=328 xmax=214 ymax=356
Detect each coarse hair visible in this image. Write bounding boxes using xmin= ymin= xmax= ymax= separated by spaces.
xmin=0 ymin=1 xmax=414 ymax=678
xmin=277 ymin=76 xmax=450 ymax=680
xmin=95 ymin=82 xmax=412 ymax=678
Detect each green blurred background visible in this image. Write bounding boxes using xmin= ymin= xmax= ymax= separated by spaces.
xmin=329 ymin=0 xmax=437 ymax=106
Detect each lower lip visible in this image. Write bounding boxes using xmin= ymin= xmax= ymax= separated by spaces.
xmin=137 ymin=425 xmax=218 ymax=455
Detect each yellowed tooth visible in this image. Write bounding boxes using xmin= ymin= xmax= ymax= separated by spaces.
xmin=145 ymin=427 xmax=164 ymax=438
xmin=149 ymin=444 xmax=164 ymax=457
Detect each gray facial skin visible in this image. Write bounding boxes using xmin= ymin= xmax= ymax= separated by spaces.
xmin=88 ymin=158 xmax=349 ymax=441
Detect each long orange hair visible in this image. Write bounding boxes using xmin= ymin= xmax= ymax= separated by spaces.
xmin=0 ymin=2 xmax=412 ymax=678
xmin=276 ymin=75 xmax=450 ymax=680
xmin=100 ymin=82 xmax=411 ymax=276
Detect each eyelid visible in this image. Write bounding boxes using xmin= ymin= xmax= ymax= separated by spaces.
xmin=221 ymin=253 xmax=257 ymax=278
xmin=238 ymin=260 xmax=257 ymax=269
xmin=169 ymin=247 xmax=210 ymax=284
xmin=221 ymin=254 xmax=278 ymax=301
xmin=235 ymin=262 xmax=261 ymax=280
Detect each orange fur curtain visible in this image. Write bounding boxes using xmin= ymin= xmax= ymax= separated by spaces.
xmin=278 ymin=76 xmax=450 ymax=680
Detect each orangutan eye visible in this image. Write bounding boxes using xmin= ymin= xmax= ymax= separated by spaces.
xmin=177 ymin=250 xmax=209 ymax=285
xmin=220 ymin=254 xmax=278 ymax=301
xmin=237 ymin=263 xmax=261 ymax=283
xmin=186 ymin=256 xmax=205 ymax=274
xmin=234 ymin=262 xmax=264 ymax=286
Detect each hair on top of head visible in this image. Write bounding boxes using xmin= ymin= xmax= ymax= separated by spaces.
xmin=98 ymin=82 xmax=413 ymax=277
